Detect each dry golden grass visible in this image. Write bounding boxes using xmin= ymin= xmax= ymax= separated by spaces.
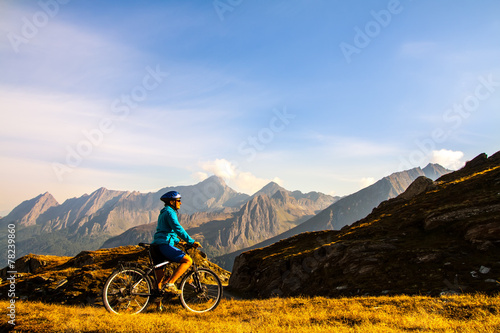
xmin=2 ymin=294 xmax=499 ymax=332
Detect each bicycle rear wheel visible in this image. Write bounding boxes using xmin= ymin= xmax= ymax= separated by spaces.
xmin=179 ymin=268 xmax=223 ymax=313
xmin=102 ymin=267 xmax=152 ymax=314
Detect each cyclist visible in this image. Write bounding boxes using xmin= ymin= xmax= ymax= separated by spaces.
xmin=151 ymin=191 xmax=201 ymax=295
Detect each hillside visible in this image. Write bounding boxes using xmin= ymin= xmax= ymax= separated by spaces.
xmin=216 ymin=164 xmax=450 ymax=270
xmin=228 ymin=151 xmax=500 ymax=298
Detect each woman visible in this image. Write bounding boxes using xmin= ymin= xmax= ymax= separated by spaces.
xmin=151 ymin=191 xmax=201 ymax=294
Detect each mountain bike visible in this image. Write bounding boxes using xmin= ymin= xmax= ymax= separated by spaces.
xmin=102 ymin=243 xmax=223 ymax=314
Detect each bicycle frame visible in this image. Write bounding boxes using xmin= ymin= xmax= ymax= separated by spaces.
xmin=138 ymin=243 xmax=203 ymax=295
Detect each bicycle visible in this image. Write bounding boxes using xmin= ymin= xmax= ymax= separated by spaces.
xmin=102 ymin=242 xmax=223 ymax=314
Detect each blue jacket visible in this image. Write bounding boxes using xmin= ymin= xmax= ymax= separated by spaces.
xmin=152 ymin=206 xmax=195 ymax=246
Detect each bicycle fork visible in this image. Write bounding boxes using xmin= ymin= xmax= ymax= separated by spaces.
xmin=189 ymin=267 xmax=205 ymax=295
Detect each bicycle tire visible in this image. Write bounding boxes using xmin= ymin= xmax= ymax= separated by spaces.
xmin=179 ymin=268 xmax=223 ymax=313
xmin=102 ymin=267 xmax=152 ymax=314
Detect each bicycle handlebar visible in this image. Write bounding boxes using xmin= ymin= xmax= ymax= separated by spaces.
xmin=184 ymin=244 xmax=207 ymax=258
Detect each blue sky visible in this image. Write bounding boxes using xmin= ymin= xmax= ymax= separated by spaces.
xmin=1 ymin=0 xmax=500 ymax=215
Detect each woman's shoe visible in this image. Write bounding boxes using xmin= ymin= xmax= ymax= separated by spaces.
xmin=163 ymin=283 xmax=181 ymax=295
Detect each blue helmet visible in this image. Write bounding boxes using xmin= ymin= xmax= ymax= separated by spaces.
xmin=160 ymin=191 xmax=181 ymax=203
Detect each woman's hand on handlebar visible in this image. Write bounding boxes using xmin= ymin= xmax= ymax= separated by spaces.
xmin=193 ymin=241 xmax=202 ymax=248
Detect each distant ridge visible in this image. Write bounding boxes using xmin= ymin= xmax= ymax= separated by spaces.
xmin=0 ymin=176 xmax=249 ymax=265
xmin=101 ymin=183 xmax=337 ymax=259
xmin=422 ymin=163 xmax=450 ymax=180
xmin=216 ymin=164 xmax=450 ymax=270
xmin=3 ymin=192 xmax=59 ymax=227
xmin=251 ymin=181 xmax=286 ymax=198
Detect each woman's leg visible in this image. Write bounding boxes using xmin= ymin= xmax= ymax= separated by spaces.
xmin=155 ymin=268 xmax=165 ymax=289
xmin=166 ymin=254 xmax=192 ymax=284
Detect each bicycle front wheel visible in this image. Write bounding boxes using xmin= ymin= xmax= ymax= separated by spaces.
xmin=102 ymin=267 xmax=152 ymax=314
xmin=179 ymin=268 xmax=223 ymax=313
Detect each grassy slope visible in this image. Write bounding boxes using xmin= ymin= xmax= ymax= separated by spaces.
xmin=2 ymin=295 xmax=499 ymax=332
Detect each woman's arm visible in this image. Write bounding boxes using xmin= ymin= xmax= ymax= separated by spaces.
xmin=168 ymin=209 xmax=195 ymax=245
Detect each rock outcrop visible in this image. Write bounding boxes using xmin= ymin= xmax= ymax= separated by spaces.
xmin=228 ymin=151 xmax=500 ymax=298
xmin=0 ymin=245 xmax=229 ymax=306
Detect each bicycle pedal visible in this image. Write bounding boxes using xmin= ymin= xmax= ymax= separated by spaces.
xmin=155 ymin=300 xmax=164 ymax=312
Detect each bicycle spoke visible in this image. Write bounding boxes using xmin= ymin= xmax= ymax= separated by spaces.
xmin=180 ymin=268 xmax=222 ymax=313
xmin=103 ymin=268 xmax=151 ymax=315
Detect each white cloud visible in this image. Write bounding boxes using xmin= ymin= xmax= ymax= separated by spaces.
xmin=192 ymin=172 xmax=209 ymax=182
xmin=430 ymin=149 xmax=465 ymax=170
xmin=359 ymin=177 xmax=376 ymax=189
xmin=197 ymin=158 xmax=281 ymax=194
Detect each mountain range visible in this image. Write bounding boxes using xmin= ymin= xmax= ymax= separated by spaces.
xmin=102 ymin=181 xmax=337 ymax=257
xmin=215 ymin=163 xmax=450 ymax=269
xmin=0 ymin=176 xmax=336 ymax=266
xmin=101 ymin=164 xmax=449 ymax=267
xmin=1 ymin=164 xmax=449 ymax=269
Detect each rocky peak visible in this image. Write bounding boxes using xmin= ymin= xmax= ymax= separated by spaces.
xmin=271 ymin=189 xmax=291 ymax=205
xmin=168 ymin=175 xmax=249 ymax=213
xmin=199 ymin=175 xmax=227 ymax=188
xmin=1 ymin=192 xmax=59 ymax=227
xmin=240 ymin=194 xmax=273 ymax=218
xmin=397 ymin=176 xmax=436 ymax=201
xmin=253 ymin=182 xmax=286 ymax=198
xmin=437 ymin=151 xmax=499 ymax=183
xmin=79 ymin=188 xmax=127 ymax=216
xmin=214 ymin=194 xmax=279 ymax=251
xmin=422 ymin=163 xmax=451 ymax=180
